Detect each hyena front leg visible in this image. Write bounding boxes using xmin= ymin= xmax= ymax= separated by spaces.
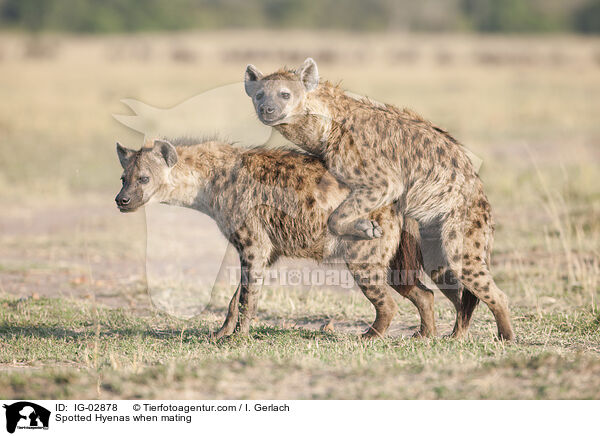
xmin=212 ymin=284 xmax=241 ymax=340
xmin=235 ymin=262 xmax=265 ymax=336
xmin=223 ymin=224 xmax=271 ymax=338
xmin=237 ymin=241 xmax=269 ymax=336
xmin=328 ymin=187 xmax=393 ymax=239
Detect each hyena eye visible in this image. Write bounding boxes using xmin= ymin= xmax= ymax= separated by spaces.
xmin=255 ymin=91 xmax=264 ymax=100
xmin=281 ymin=92 xmax=290 ymax=99
xmin=138 ymin=176 xmax=149 ymax=184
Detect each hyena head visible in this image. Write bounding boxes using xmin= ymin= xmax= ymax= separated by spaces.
xmin=244 ymin=57 xmax=319 ymax=126
xmin=115 ymin=139 xmax=178 ymax=212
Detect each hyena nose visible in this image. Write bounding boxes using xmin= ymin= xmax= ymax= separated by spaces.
xmin=116 ymin=196 xmax=130 ymax=206
xmin=260 ymin=105 xmax=275 ymax=115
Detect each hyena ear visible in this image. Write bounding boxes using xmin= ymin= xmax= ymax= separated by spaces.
xmin=116 ymin=142 xmax=135 ymax=169
xmin=153 ymin=139 xmax=178 ymax=168
xmin=297 ymin=58 xmax=319 ymax=92
xmin=244 ymin=64 xmax=264 ymax=96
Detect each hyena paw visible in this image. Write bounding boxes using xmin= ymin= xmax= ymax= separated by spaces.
xmin=361 ymin=327 xmax=384 ymax=339
xmin=355 ymin=219 xmax=383 ymax=239
xmin=209 ymin=330 xmax=226 ymax=341
xmin=412 ymin=329 xmax=435 ymax=339
xmin=209 ymin=328 xmax=234 ymax=341
xmin=210 ymin=328 xmax=250 ymax=343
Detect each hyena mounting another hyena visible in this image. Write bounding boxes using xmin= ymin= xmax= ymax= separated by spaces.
xmin=115 ymin=137 xmax=437 ymax=339
xmin=244 ymin=58 xmax=515 ymax=340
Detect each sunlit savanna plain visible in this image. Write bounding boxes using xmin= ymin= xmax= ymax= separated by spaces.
xmin=0 ymin=31 xmax=599 ymax=399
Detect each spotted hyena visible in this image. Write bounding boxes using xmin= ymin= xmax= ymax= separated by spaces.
xmin=244 ymin=58 xmax=514 ymax=340
xmin=115 ymin=137 xmax=438 ymax=339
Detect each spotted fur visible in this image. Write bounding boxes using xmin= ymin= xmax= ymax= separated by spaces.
xmin=116 ymin=138 xmax=435 ymax=339
xmin=245 ymin=58 xmax=515 ymax=340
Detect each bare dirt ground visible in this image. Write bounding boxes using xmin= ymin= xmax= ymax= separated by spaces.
xmin=1 ymin=198 xmax=146 ymax=308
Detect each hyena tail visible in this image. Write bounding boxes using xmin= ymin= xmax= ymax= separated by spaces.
xmin=459 ymin=288 xmax=480 ymax=325
xmin=457 ymin=235 xmax=488 ymax=324
xmin=389 ymin=217 xmax=423 ymax=294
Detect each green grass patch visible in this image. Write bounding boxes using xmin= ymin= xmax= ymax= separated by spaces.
xmin=0 ymin=296 xmax=598 ymax=399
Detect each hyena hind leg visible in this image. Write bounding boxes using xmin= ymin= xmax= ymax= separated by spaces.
xmin=388 ymin=216 xmax=438 ymax=337
xmin=347 ymin=262 xmax=398 ymax=338
xmin=431 ymin=268 xmax=479 ymax=338
xmin=403 ymin=283 xmax=437 ymax=338
xmin=442 ymin=221 xmax=515 ymax=341
xmin=388 ymin=259 xmax=437 ymax=337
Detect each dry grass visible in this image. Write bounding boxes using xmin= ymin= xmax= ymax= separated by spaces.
xmin=0 ymin=31 xmax=598 ymax=399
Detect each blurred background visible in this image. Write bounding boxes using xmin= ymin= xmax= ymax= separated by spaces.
xmin=0 ymin=1 xmax=598 ymax=317
xmin=2 ymin=0 xmax=600 ymax=33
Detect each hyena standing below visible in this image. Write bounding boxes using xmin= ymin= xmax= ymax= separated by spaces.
xmin=244 ymin=58 xmax=515 ymax=340
xmin=115 ymin=137 xmax=437 ymax=339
